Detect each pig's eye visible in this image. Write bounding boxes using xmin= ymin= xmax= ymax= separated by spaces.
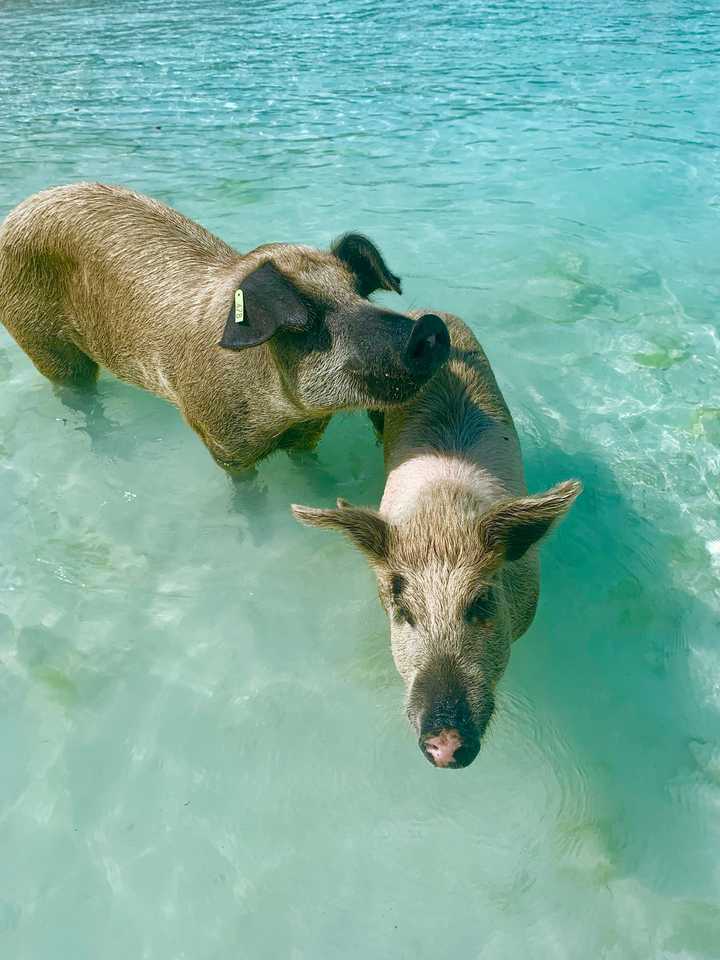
xmin=390 ymin=574 xmax=415 ymax=626
xmin=395 ymin=606 xmax=416 ymax=627
xmin=465 ymin=590 xmax=495 ymax=624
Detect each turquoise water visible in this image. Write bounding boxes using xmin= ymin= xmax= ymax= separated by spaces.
xmin=1 ymin=0 xmax=720 ymax=955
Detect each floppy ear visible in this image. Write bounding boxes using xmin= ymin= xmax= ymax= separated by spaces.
xmin=331 ymin=233 xmax=402 ymax=298
xmin=219 ymin=261 xmax=309 ymax=350
xmin=291 ymin=498 xmax=389 ymax=563
xmin=480 ymin=480 xmax=582 ymax=563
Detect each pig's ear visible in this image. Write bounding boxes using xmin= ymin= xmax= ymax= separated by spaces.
xmin=331 ymin=233 xmax=402 ymax=297
xmin=480 ymin=480 xmax=582 ymax=563
xmin=291 ymin=499 xmax=389 ymax=563
xmin=219 ymin=262 xmax=309 ymax=350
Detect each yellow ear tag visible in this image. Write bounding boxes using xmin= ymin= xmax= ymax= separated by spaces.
xmin=234 ymin=289 xmax=245 ymax=323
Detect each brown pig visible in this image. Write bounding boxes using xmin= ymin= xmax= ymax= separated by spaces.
xmin=293 ymin=312 xmax=581 ymax=769
xmin=0 ymin=183 xmax=450 ymax=472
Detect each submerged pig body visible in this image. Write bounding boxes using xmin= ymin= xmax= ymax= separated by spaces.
xmin=0 ymin=183 xmax=449 ymax=473
xmin=294 ymin=313 xmax=580 ymax=768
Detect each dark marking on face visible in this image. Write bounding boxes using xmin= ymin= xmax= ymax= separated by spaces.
xmin=464 ymin=587 xmax=496 ymax=625
xmin=409 ymin=656 xmax=496 ymax=768
xmin=390 ymin=573 xmax=416 ymax=626
xmin=339 ymin=309 xmax=450 ymax=405
xmin=394 ymin=606 xmax=415 ymax=627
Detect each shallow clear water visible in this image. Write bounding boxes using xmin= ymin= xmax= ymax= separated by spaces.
xmin=1 ymin=0 xmax=720 ymax=956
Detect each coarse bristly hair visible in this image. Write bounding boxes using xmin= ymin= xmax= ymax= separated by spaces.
xmin=0 ymin=182 xmax=448 ymax=475
xmin=293 ymin=311 xmax=582 ymax=768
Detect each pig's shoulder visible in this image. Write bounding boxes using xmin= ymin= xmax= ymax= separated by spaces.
xmin=442 ymin=315 xmax=512 ymax=426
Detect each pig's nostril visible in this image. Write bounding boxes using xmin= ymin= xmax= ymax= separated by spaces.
xmin=422 ymin=728 xmax=463 ymax=768
xmin=410 ymin=332 xmax=436 ymax=362
xmin=422 ymin=333 xmax=439 ymax=356
xmin=404 ymin=314 xmax=450 ymax=372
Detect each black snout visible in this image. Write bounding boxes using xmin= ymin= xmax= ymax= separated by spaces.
xmin=341 ymin=307 xmax=450 ymax=404
xmin=418 ymin=707 xmax=481 ymax=770
xmin=418 ymin=733 xmax=481 ymax=769
xmin=403 ymin=314 xmax=450 ymax=376
xmin=410 ymin=657 xmax=493 ymax=770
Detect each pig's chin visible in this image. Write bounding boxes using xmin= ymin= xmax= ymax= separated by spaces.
xmin=346 ymin=365 xmax=428 ymax=407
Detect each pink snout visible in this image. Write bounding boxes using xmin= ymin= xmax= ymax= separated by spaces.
xmin=422 ymin=728 xmax=463 ymax=768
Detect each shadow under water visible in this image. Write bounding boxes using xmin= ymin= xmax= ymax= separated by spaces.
xmin=510 ymin=440 xmax=720 ymax=906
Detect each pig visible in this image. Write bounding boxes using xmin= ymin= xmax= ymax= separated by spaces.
xmin=0 ymin=183 xmax=450 ymax=473
xmin=293 ymin=312 xmax=581 ymax=769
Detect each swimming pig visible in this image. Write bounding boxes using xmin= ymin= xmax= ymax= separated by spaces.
xmin=293 ymin=312 xmax=581 ymax=769
xmin=0 ymin=183 xmax=449 ymax=472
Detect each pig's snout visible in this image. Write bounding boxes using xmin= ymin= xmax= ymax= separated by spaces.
xmin=402 ymin=314 xmax=450 ymax=377
xmin=419 ymin=727 xmax=481 ymax=769
xmin=342 ymin=308 xmax=450 ymax=404
xmin=410 ymin=657 xmax=490 ymax=769
xmin=422 ymin=729 xmax=464 ymax=767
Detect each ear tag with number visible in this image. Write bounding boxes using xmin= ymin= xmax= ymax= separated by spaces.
xmin=234 ymin=289 xmax=245 ymax=323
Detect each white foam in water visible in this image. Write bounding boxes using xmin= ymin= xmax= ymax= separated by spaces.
xmin=1 ymin=1 xmax=720 ymax=957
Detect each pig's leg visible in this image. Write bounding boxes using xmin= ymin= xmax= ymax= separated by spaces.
xmin=183 ymin=403 xmax=271 ymax=538
xmin=14 ymin=329 xmax=99 ymax=388
xmin=228 ymin=470 xmax=271 ymax=546
xmin=278 ymin=417 xmax=331 ymax=462
xmin=53 ymin=382 xmax=119 ymax=455
xmin=1 ymin=276 xmax=99 ymax=387
xmin=180 ymin=394 xmax=262 ymax=475
xmin=203 ymin=441 xmax=260 ymax=478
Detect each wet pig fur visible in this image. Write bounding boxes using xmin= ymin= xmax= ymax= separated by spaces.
xmin=293 ymin=312 xmax=581 ymax=769
xmin=0 ymin=183 xmax=450 ymax=472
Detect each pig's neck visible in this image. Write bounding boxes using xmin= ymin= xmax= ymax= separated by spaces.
xmin=380 ymin=449 xmax=513 ymax=522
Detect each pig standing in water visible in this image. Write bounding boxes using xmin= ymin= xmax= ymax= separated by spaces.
xmin=0 ymin=183 xmax=450 ymax=473
xmin=293 ymin=313 xmax=581 ymax=769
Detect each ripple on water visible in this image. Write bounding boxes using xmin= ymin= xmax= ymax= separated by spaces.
xmin=498 ymin=691 xmax=596 ymax=853
xmin=1 ymin=0 xmax=720 ymax=956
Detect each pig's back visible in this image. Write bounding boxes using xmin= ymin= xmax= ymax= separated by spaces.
xmin=0 ymin=183 xmax=238 ymax=271
xmin=383 ymin=312 xmax=527 ymax=497
xmin=0 ymin=183 xmax=240 ymax=375
xmin=381 ymin=312 xmax=540 ymax=642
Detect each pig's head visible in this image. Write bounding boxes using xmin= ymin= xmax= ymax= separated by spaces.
xmin=219 ymin=234 xmax=450 ymax=410
xmin=293 ymin=479 xmax=581 ymax=769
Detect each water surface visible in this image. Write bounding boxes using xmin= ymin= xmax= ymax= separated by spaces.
xmin=1 ymin=1 xmax=719 ymax=957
